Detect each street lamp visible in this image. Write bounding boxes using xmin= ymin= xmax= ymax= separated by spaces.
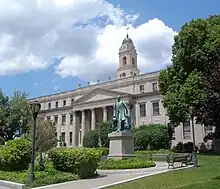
xmin=189 ymin=107 xmax=198 ymax=168
xmin=29 ymin=100 xmax=41 ymax=188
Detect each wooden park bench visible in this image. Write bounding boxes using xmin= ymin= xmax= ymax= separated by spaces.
xmin=167 ymin=153 xmax=193 ymax=169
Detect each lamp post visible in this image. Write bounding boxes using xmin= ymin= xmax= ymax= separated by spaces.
xmin=29 ymin=100 xmax=41 ymax=188
xmin=189 ymin=107 xmax=198 ymax=168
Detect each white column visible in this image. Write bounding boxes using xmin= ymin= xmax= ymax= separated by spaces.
xmin=135 ymin=103 xmax=139 ymax=127
xmin=103 ymin=106 xmax=107 ymax=122
xmin=57 ymin=115 xmax=62 ymax=146
xmin=72 ymin=111 xmax=77 ymax=147
xmin=65 ymin=114 xmax=70 ymax=147
xmin=81 ymin=110 xmax=86 ymax=145
xmin=91 ymin=109 xmax=96 ymax=130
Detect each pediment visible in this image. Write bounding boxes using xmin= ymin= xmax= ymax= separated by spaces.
xmin=73 ymin=88 xmax=130 ymax=104
xmin=84 ymin=93 xmax=114 ymax=102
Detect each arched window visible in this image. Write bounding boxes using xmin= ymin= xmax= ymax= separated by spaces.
xmin=132 ymin=57 xmax=135 ymax=65
xmin=123 ymin=56 xmax=127 ymax=65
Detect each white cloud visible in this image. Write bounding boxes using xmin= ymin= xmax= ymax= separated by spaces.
xmin=56 ymin=19 xmax=177 ymax=81
xmin=0 ymin=0 xmax=177 ymax=80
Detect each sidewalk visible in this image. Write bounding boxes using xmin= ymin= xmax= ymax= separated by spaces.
xmin=35 ymin=162 xmax=191 ymax=189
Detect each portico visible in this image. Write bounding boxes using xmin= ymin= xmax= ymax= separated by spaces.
xmin=63 ymin=88 xmax=133 ymax=147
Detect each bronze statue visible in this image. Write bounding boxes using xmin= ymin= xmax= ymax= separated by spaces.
xmin=112 ymin=95 xmax=132 ymax=132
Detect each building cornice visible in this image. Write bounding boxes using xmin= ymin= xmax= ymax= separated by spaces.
xmin=29 ymin=70 xmax=163 ymax=102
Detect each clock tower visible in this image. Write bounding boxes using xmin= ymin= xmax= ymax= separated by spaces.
xmin=117 ymin=34 xmax=140 ymax=79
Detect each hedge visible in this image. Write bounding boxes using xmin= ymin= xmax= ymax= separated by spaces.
xmin=98 ymin=158 xmax=156 ymax=170
xmin=95 ymin=147 xmax=109 ymax=156
xmin=172 ymin=142 xmax=198 ymax=153
xmin=0 ymin=162 xmax=77 ymax=188
xmin=48 ymin=147 xmax=102 ymax=179
xmin=0 ymin=138 xmax=32 ymax=171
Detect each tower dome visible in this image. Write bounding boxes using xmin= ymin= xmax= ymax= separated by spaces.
xmin=122 ymin=34 xmax=133 ymax=44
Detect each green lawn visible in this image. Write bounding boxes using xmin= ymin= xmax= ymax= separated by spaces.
xmin=108 ymin=155 xmax=220 ymax=189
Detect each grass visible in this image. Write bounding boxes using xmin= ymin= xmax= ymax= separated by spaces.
xmin=98 ymin=158 xmax=156 ymax=170
xmin=0 ymin=163 xmax=78 ymax=189
xmin=108 ymin=155 xmax=220 ymax=189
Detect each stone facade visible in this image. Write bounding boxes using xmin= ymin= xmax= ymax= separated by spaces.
xmin=29 ymin=35 xmax=213 ymax=148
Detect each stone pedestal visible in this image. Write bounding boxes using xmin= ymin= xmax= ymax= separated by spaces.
xmin=107 ymin=131 xmax=136 ymax=160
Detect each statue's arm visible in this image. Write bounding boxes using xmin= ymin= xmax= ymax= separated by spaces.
xmin=122 ymin=101 xmax=129 ymax=116
xmin=113 ymin=103 xmax=116 ymax=118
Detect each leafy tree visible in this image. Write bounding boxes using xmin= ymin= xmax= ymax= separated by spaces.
xmin=83 ymin=130 xmax=99 ymax=148
xmin=36 ymin=118 xmax=57 ymax=170
xmin=0 ymin=90 xmax=32 ymax=140
xmin=159 ymin=15 xmax=220 ymax=136
xmin=99 ymin=121 xmax=113 ymax=148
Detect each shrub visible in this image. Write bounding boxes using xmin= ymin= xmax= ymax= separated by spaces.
xmin=95 ymin=147 xmax=109 ymax=156
xmin=172 ymin=142 xmax=198 ymax=153
xmin=134 ymin=130 xmax=150 ymax=150
xmin=0 ymin=138 xmax=31 ymax=171
xmin=100 ymin=121 xmax=113 ymax=148
xmin=172 ymin=142 xmax=183 ymax=152
xmin=98 ymin=158 xmax=156 ymax=170
xmin=0 ymin=136 xmax=5 ymax=146
xmin=134 ymin=124 xmax=172 ymax=150
xmin=83 ymin=130 xmax=99 ymax=148
xmin=48 ymin=147 xmax=102 ymax=179
xmin=0 ymin=162 xmax=77 ymax=188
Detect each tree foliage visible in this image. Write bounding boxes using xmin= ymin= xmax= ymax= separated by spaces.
xmin=36 ymin=118 xmax=57 ymax=170
xmin=99 ymin=121 xmax=113 ymax=148
xmin=134 ymin=124 xmax=172 ymax=150
xmin=0 ymin=90 xmax=32 ymax=140
xmin=83 ymin=130 xmax=99 ymax=148
xmin=159 ymin=15 xmax=220 ymax=134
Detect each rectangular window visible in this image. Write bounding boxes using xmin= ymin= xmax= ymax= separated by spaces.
xmin=61 ymin=132 xmax=65 ymax=143
xmin=139 ymin=103 xmax=146 ymax=117
xmin=70 ymin=114 xmax=73 ymax=125
xmin=48 ymin=103 xmax=51 ymax=109
xmin=54 ymin=116 xmax=58 ymax=125
xmin=183 ymin=121 xmax=191 ymax=139
xmin=152 ymin=101 xmax=160 ymax=116
xmin=152 ymin=82 xmax=158 ymax=91
xmin=204 ymin=126 xmax=213 ymax=136
xmin=55 ymin=101 xmax=59 ymax=108
xmin=140 ymin=85 xmax=144 ymax=94
xmin=63 ymin=100 xmax=66 ymax=106
xmin=62 ymin=115 xmax=66 ymax=125
xmin=70 ymin=132 xmax=72 ymax=145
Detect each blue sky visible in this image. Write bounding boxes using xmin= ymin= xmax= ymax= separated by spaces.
xmin=0 ymin=0 xmax=219 ymax=98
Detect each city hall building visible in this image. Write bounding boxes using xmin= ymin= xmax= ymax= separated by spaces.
xmin=30 ymin=35 xmax=213 ymax=148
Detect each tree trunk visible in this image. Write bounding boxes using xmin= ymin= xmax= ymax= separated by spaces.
xmin=215 ymin=123 xmax=220 ymax=139
xmin=39 ymin=149 xmax=45 ymax=171
xmin=213 ymin=121 xmax=220 ymax=153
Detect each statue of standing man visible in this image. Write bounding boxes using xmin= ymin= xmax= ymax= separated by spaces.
xmin=112 ymin=95 xmax=131 ymax=132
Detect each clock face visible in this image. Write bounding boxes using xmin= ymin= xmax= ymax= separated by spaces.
xmin=122 ymin=45 xmax=127 ymax=50
xmin=122 ymin=72 xmax=126 ymax=77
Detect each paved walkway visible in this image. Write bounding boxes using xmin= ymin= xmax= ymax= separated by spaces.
xmin=34 ymin=162 xmax=191 ymax=189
